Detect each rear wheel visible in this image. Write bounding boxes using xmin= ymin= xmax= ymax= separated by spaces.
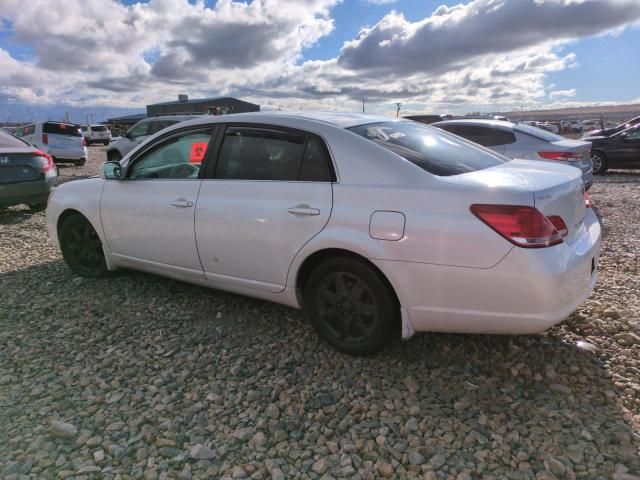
xmin=304 ymin=257 xmax=397 ymax=356
xmin=591 ymin=150 xmax=607 ymax=175
xmin=59 ymin=214 xmax=108 ymax=277
xmin=74 ymin=159 xmax=86 ymax=167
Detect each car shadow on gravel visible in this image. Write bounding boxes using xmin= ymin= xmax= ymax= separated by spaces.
xmin=2 ymin=261 xmax=639 ymax=476
xmin=0 ymin=206 xmax=38 ymax=225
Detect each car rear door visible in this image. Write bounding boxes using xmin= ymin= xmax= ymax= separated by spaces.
xmin=195 ymin=124 xmax=334 ymax=292
xmin=100 ymin=126 xmax=216 ymax=281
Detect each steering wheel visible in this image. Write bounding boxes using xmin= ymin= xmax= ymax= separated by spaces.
xmin=169 ymin=163 xmax=199 ymax=179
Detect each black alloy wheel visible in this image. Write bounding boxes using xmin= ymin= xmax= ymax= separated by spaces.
xmin=59 ymin=214 xmax=108 ymax=277
xmin=591 ymin=150 xmax=607 ymax=175
xmin=304 ymin=257 xmax=397 ymax=356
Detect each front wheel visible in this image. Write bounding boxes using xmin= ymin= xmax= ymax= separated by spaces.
xmin=304 ymin=257 xmax=398 ymax=356
xmin=591 ymin=151 xmax=607 ymax=175
xmin=59 ymin=214 xmax=108 ymax=277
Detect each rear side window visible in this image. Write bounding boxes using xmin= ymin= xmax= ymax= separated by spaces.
xmin=299 ymin=135 xmax=334 ymax=182
xmin=43 ymin=122 xmax=82 ymax=137
xmin=216 ymin=127 xmax=305 ymax=181
xmin=515 ymin=124 xmax=564 ymax=142
xmin=348 ymin=121 xmax=508 ymax=176
xmin=0 ymin=130 xmax=29 ymax=148
xmin=149 ymin=120 xmax=178 ymax=135
xmin=447 ymin=125 xmax=515 ymax=147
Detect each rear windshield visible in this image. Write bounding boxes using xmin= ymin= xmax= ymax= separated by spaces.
xmin=348 ymin=121 xmax=509 ymax=176
xmin=515 ymin=124 xmax=564 ymax=142
xmin=0 ymin=130 xmax=29 ymax=148
xmin=43 ymin=122 xmax=82 ymax=137
xmin=91 ymin=125 xmax=108 ymax=131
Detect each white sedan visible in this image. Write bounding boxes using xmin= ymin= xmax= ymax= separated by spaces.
xmin=46 ymin=112 xmax=601 ymax=355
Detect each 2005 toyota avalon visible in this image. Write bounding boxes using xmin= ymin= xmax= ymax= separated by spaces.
xmin=46 ymin=112 xmax=601 ymax=355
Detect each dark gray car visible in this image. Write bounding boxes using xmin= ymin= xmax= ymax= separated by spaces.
xmin=0 ymin=130 xmax=58 ymax=211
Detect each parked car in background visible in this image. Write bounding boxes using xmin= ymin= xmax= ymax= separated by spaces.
xmin=433 ymin=119 xmax=594 ymax=188
xmin=403 ymin=114 xmax=444 ymax=125
xmin=106 ymin=115 xmax=198 ymax=162
xmin=81 ymin=124 xmax=112 ymax=145
xmin=584 ymin=124 xmax=640 ymax=174
xmin=15 ymin=121 xmax=87 ymax=166
xmin=0 ymin=129 xmax=58 ymax=211
xmin=582 ymin=115 xmax=640 ymax=138
xmin=47 ymin=112 xmax=599 ymax=355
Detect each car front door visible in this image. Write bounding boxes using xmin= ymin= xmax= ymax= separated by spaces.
xmin=100 ymin=127 xmax=216 ymax=281
xmin=617 ymin=127 xmax=640 ymax=167
xmin=195 ymin=124 xmax=334 ymax=292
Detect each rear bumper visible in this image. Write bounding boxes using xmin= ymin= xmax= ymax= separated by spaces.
xmin=374 ymin=208 xmax=601 ymax=335
xmin=48 ymin=146 xmax=87 ymax=161
xmin=0 ymin=174 xmax=57 ymax=207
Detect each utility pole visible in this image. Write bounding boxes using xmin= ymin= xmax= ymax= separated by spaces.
xmin=362 ymin=98 xmax=365 ymax=113
xmin=396 ymin=103 xmax=401 ymax=118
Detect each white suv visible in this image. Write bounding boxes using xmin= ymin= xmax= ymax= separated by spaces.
xmin=15 ymin=121 xmax=87 ymax=166
xmin=81 ymin=125 xmax=111 ymax=146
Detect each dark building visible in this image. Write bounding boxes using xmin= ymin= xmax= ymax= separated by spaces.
xmin=146 ymin=96 xmax=260 ymax=117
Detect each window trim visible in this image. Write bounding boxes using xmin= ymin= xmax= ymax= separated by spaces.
xmin=122 ymin=126 xmax=219 ymax=181
xmin=204 ymin=122 xmax=337 ymax=183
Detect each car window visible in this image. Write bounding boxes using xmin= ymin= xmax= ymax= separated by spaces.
xmin=80 ymin=126 xmax=88 ymax=132
xmin=298 ymin=134 xmax=334 ymax=182
xmin=43 ymin=122 xmax=82 ymax=137
xmin=215 ymin=127 xmax=306 ymax=181
xmin=0 ymin=130 xmax=29 ymax=148
xmin=515 ymin=124 xmax=564 ymax=142
xmin=148 ymin=120 xmax=178 ymax=135
xmin=625 ymin=127 xmax=640 ymax=140
xmin=128 ymin=121 xmax=150 ymax=138
xmin=451 ymin=125 xmax=515 ymax=147
xmin=348 ymin=121 xmax=509 ymax=177
xmin=91 ymin=125 xmax=108 ymax=132
xmin=128 ymin=130 xmax=212 ymax=180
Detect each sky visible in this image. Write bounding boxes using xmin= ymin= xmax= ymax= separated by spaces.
xmin=0 ymin=0 xmax=639 ymax=123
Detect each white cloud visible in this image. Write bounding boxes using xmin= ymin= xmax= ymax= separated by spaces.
xmin=0 ymin=0 xmax=639 ymax=119
xmin=549 ymin=89 xmax=577 ymax=98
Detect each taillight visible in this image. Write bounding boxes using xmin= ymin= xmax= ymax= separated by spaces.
xmin=547 ymin=215 xmax=568 ymax=238
xmin=33 ymin=150 xmax=54 ymax=173
xmin=538 ymin=151 xmax=582 ymax=161
xmin=470 ymin=204 xmax=564 ymax=248
xmin=83 ymin=137 xmax=88 ymax=147
xmin=584 ymin=192 xmax=591 ymax=208
xmin=42 ymin=133 xmax=48 ymax=144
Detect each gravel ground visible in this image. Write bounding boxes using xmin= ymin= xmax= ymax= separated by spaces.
xmin=1 ymin=146 xmax=639 ymax=479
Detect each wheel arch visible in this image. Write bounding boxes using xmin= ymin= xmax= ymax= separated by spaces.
xmin=295 ymin=248 xmax=400 ymax=309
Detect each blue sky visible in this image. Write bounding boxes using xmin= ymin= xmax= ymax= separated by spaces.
xmin=0 ymin=0 xmax=639 ymax=122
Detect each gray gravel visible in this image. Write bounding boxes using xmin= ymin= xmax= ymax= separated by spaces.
xmin=1 ymin=146 xmax=639 ymax=479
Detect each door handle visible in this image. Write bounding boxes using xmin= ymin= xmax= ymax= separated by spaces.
xmin=288 ymin=205 xmax=320 ymax=216
xmin=170 ymin=199 xmax=193 ymax=208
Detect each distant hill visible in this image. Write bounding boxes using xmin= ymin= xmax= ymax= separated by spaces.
xmin=499 ymin=103 xmax=640 ymax=122
xmin=0 ymin=103 xmax=144 ymax=125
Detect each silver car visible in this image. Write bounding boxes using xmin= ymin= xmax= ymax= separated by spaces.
xmin=433 ymin=119 xmax=593 ymax=189
xmin=107 ymin=115 xmax=198 ymax=162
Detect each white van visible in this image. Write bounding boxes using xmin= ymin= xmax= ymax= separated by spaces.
xmin=16 ymin=121 xmax=88 ymax=166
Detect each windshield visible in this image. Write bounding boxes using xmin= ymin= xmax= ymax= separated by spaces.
xmin=348 ymin=121 xmax=509 ymax=176
xmin=515 ymin=124 xmax=564 ymax=142
xmin=43 ymin=122 xmax=82 ymax=137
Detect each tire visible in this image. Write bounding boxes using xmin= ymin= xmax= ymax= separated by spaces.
xmin=591 ymin=150 xmax=607 ymax=175
xmin=28 ymin=203 xmax=47 ymax=212
xmin=59 ymin=214 xmax=108 ymax=277
xmin=74 ymin=159 xmax=86 ymax=167
xmin=108 ymin=151 xmax=122 ymax=162
xmin=304 ymin=256 xmax=398 ymax=356
xmin=103 ymin=141 xmax=109 ymax=146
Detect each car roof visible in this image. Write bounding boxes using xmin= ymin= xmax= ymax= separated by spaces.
xmin=176 ymin=111 xmax=404 ymax=130
xmin=143 ymin=115 xmax=203 ymax=122
xmin=432 ymin=119 xmax=515 ymax=131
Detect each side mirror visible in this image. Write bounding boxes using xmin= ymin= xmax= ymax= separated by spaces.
xmin=103 ymin=161 xmax=123 ymax=180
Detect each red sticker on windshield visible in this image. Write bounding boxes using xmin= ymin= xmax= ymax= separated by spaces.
xmin=189 ymin=142 xmax=208 ymax=163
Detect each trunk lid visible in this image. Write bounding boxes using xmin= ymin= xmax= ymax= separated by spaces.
xmin=445 ymin=159 xmax=587 ymax=240
xmin=548 ymin=138 xmax=592 ymax=162
xmin=0 ymin=148 xmax=45 ymax=184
